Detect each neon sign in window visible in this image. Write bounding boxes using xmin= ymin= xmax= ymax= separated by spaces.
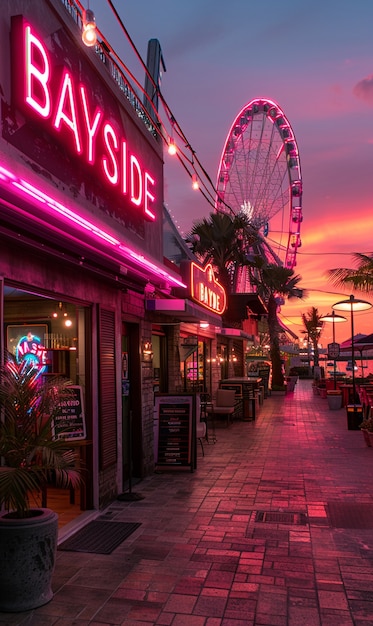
xmin=16 ymin=332 xmax=47 ymax=375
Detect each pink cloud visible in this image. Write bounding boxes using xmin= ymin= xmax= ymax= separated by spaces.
xmin=353 ymin=74 xmax=373 ymax=105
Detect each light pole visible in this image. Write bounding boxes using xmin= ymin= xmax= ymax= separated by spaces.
xmin=319 ymin=311 xmax=347 ymax=389
xmin=332 ymin=295 xmax=372 ymax=406
xmin=300 ymin=330 xmax=311 ymax=374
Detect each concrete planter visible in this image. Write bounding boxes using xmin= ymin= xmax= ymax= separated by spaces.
xmin=327 ymin=391 xmax=343 ymax=410
xmin=0 ymin=508 xmax=58 ymax=612
xmin=286 ymin=376 xmax=298 ymax=392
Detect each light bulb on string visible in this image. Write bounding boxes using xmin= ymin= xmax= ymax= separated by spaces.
xmin=52 ymin=301 xmax=63 ymax=318
xmin=84 ymin=0 xmax=226 ymax=214
xmin=82 ymin=8 xmax=97 ymax=47
xmin=192 ymin=174 xmax=199 ymax=190
xmin=168 ymin=137 xmax=177 ymax=155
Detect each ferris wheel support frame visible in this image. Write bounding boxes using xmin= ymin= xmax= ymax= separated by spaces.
xmin=215 ymin=98 xmax=303 ymax=270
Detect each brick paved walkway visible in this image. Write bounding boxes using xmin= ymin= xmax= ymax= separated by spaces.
xmin=1 ymin=379 xmax=373 ymax=625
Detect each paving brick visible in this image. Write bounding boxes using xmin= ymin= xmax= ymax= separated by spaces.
xmin=4 ymin=381 xmax=373 ymax=625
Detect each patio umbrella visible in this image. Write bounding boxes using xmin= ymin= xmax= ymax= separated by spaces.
xmin=339 ymin=334 xmax=373 ymax=377
xmin=339 ymin=333 xmax=367 ymax=350
xmin=354 ymin=333 xmax=373 ymax=350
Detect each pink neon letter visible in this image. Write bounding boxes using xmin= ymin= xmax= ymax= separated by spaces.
xmin=121 ymin=140 xmax=127 ymax=194
xmin=130 ymin=155 xmax=142 ymax=207
xmin=80 ymin=86 xmax=102 ymax=164
xmin=25 ymin=25 xmax=50 ymax=118
xmin=102 ymin=123 xmax=119 ymax=185
xmin=53 ymin=71 xmax=82 ymax=154
xmin=144 ymin=172 xmax=155 ymax=220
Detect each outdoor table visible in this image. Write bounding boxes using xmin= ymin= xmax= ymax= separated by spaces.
xmin=339 ymin=384 xmax=354 ymax=407
xmin=219 ymin=377 xmax=262 ymax=420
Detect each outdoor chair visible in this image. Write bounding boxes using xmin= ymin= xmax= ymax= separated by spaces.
xmin=196 ymin=419 xmax=207 ymax=455
xmin=206 ymin=389 xmax=236 ymax=428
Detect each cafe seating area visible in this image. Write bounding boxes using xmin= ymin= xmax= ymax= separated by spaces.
xmin=357 ymin=383 xmax=373 ymax=418
xmin=205 ymin=389 xmax=236 ymax=428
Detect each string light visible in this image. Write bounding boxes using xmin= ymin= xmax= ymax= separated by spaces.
xmin=192 ymin=175 xmax=199 ymax=191
xmin=103 ymin=0 xmax=232 ymax=213
xmin=168 ymin=137 xmax=177 ymax=156
xmin=82 ymin=8 xmax=97 ymax=47
xmin=65 ymin=0 xmax=237 ymax=216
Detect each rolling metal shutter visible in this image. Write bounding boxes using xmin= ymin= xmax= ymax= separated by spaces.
xmin=98 ymin=308 xmax=117 ymax=470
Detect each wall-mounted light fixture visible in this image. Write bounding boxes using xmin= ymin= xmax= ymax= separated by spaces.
xmin=82 ymin=8 xmax=97 ymax=47
xmin=216 ymin=351 xmax=224 ymax=364
xmin=142 ymin=341 xmax=153 ymax=362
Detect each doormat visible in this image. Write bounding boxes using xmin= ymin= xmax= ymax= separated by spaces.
xmin=255 ymin=510 xmax=308 ymax=525
xmin=327 ymin=502 xmax=373 ymax=529
xmin=58 ymin=521 xmax=141 ymax=554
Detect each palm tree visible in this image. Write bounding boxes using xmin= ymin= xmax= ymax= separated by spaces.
xmin=187 ymin=215 xmax=305 ymax=387
xmin=328 ymin=253 xmax=373 ymax=293
xmin=249 ymin=257 xmax=305 ymax=388
xmin=186 ymin=211 xmax=259 ymax=294
xmin=301 ymin=307 xmax=323 ymax=370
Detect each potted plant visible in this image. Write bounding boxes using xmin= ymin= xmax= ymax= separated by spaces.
xmin=0 ymin=355 xmax=82 ymax=612
xmin=270 ymin=383 xmax=287 ymax=395
xmin=288 ymin=367 xmax=299 ymax=384
xmin=317 ymin=380 xmax=327 ymax=399
xmin=359 ymin=416 xmax=373 ymax=447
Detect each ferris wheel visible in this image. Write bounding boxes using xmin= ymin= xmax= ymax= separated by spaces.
xmin=215 ymin=97 xmax=303 ymax=282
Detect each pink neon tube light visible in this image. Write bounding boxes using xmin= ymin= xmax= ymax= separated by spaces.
xmin=0 ymin=163 xmax=186 ymax=289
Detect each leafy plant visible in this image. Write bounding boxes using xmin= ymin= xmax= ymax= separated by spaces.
xmin=0 ymin=356 xmax=82 ymax=518
xmin=301 ymin=306 xmax=324 ymax=369
xmin=248 ymin=257 xmax=305 ymax=387
xmin=359 ymin=417 xmax=373 ymax=433
xmin=271 ymin=384 xmax=287 ymax=392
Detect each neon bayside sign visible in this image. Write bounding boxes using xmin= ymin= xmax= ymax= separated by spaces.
xmin=11 ymin=16 xmax=156 ymax=221
xmin=190 ymin=262 xmax=226 ymax=315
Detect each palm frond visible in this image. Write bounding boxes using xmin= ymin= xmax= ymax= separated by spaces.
xmin=0 ymin=355 xmax=83 ymax=517
xmin=328 ymin=253 xmax=373 ymax=293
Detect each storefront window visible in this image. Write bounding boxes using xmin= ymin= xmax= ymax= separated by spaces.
xmin=180 ymin=337 xmax=209 ymax=392
xmin=2 ymin=284 xmax=91 ymax=519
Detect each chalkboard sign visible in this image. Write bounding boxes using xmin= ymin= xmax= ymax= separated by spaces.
xmin=154 ymin=394 xmax=194 ymax=470
xmin=52 ymin=385 xmax=86 ymax=441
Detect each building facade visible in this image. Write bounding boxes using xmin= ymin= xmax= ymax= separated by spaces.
xmin=0 ymin=0 xmax=188 ymax=518
xmin=0 ymin=0 xmax=266 ymax=526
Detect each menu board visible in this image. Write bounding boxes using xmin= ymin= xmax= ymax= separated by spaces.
xmin=154 ymin=394 xmax=194 ymax=470
xmin=52 ymin=385 xmax=86 ymax=441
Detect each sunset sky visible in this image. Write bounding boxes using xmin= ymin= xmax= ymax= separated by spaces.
xmin=91 ymin=0 xmax=373 ymax=345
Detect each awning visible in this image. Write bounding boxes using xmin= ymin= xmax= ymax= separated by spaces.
xmin=340 ymin=334 xmax=368 ymax=350
xmin=217 ymin=328 xmax=254 ymax=340
xmin=145 ymin=298 xmax=222 ymax=327
xmin=225 ymin=293 xmax=267 ymax=322
xmin=280 ymin=344 xmax=299 ymax=354
xmin=277 ymin=317 xmax=298 ymax=340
